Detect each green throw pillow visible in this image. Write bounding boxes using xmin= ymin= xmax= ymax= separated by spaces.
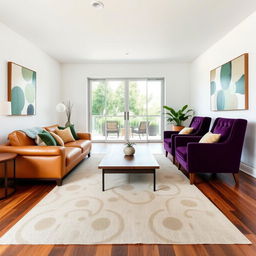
xmin=58 ymin=124 xmax=79 ymax=140
xmin=38 ymin=131 xmax=57 ymax=146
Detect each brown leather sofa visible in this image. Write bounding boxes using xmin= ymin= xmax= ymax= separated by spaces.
xmin=0 ymin=125 xmax=91 ymax=186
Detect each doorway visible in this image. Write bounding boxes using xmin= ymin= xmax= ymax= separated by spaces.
xmin=88 ymin=78 xmax=164 ymax=142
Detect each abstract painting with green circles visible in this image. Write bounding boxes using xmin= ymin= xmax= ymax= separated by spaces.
xmin=210 ymin=54 xmax=248 ymax=111
xmin=8 ymin=62 xmax=36 ymax=115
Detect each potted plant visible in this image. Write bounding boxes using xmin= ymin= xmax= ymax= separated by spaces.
xmin=163 ymin=105 xmax=194 ymax=131
xmin=123 ymin=141 xmax=135 ymax=156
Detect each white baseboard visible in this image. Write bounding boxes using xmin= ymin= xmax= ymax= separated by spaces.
xmin=240 ymin=162 xmax=256 ymax=178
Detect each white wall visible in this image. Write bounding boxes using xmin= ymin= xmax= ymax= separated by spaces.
xmin=0 ymin=22 xmax=61 ymax=143
xmin=60 ymin=63 xmax=190 ymax=131
xmin=190 ymin=11 xmax=256 ymax=176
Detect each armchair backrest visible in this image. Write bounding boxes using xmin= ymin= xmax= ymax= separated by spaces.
xmin=139 ymin=121 xmax=148 ymax=132
xmin=189 ymin=116 xmax=211 ymax=136
xmin=211 ymin=118 xmax=247 ymax=144
xmin=106 ymin=121 xmax=119 ymax=131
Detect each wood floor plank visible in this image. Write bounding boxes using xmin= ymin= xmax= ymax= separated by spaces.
xmin=16 ymin=245 xmax=53 ymax=256
xmin=128 ymin=244 xmax=143 ymax=256
xmin=157 ymin=245 xmax=175 ymax=256
xmin=142 ymin=244 xmax=160 ymax=256
xmin=64 ymin=245 xmax=97 ymax=256
xmin=111 ymin=245 xmax=128 ymax=256
xmin=0 ymin=245 xmax=8 ymax=256
xmin=0 ymin=245 xmax=24 ymax=256
xmin=173 ymin=245 xmax=199 ymax=256
xmin=48 ymin=245 xmax=68 ymax=256
xmin=95 ymin=245 xmax=112 ymax=256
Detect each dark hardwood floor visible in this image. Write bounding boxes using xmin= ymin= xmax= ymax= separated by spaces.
xmin=0 ymin=143 xmax=256 ymax=256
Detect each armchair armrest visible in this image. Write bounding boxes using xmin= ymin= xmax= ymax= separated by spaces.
xmin=77 ymin=132 xmax=91 ymax=140
xmin=0 ymin=146 xmax=65 ymax=156
xmin=164 ymin=131 xmax=179 ymax=139
xmin=187 ymin=142 xmax=239 ymax=173
xmin=175 ymin=136 xmax=202 ymax=147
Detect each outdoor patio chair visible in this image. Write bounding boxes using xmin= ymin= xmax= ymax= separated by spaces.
xmin=106 ymin=121 xmax=119 ymax=137
xmin=132 ymin=121 xmax=148 ymax=138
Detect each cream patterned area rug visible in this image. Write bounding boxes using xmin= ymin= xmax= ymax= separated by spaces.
xmin=0 ymin=154 xmax=250 ymax=244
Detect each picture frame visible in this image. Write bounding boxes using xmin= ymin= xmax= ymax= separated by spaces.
xmin=210 ymin=53 xmax=248 ymax=111
xmin=8 ymin=62 xmax=36 ymax=116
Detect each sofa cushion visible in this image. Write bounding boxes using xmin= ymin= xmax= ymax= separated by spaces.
xmin=199 ymin=132 xmax=221 ymax=143
xmin=55 ymin=127 xmax=75 ymax=143
xmin=65 ymin=140 xmax=91 ymax=153
xmin=35 ymin=135 xmax=46 ymax=146
xmin=176 ymin=146 xmax=187 ymax=161
xmin=8 ymin=131 xmax=36 ymax=146
xmin=38 ymin=131 xmax=57 ymax=146
xmin=65 ymin=147 xmax=82 ymax=166
xmin=50 ymin=132 xmax=64 ymax=146
xmin=179 ymin=127 xmax=193 ymax=135
xmin=58 ymin=125 xmax=79 ymax=140
xmin=44 ymin=124 xmax=59 ymax=133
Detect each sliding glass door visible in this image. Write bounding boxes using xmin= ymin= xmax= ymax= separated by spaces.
xmin=89 ymin=78 xmax=164 ymax=142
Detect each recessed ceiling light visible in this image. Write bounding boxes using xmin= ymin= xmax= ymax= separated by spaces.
xmin=91 ymin=0 xmax=104 ymax=9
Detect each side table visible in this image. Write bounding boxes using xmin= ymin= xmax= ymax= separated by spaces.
xmin=0 ymin=153 xmax=17 ymax=200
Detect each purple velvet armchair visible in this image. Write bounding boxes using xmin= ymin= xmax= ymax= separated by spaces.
xmin=164 ymin=116 xmax=211 ymax=162
xmin=175 ymin=118 xmax=247 ymax=185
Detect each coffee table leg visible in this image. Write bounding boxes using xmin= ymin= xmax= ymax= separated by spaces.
xmin=102 ymin=170 xmax=105 ymax=191
xmin=153 ymin=169 xmax=156 ymax=191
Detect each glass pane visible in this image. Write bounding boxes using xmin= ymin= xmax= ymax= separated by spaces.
xmin=147 ymin=80 xmax=161 ymax=115
xmin=91 ymin=80 xmax=106 ymax=115
xmin=148 ymin=116 xmax=161 ymax=140
xmin=105 ymin=80 xmax=125 ymax=116
xmin=129 ymin=80 xmax=147 ymax=116
xmin=91 ymin=116 xmax=105 ymax=140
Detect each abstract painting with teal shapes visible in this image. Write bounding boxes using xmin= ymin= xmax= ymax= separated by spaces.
xmin=210 ymin=54 xmax=248 ymax=111
xmin=8 ymin=62 xmax=36 ymax=115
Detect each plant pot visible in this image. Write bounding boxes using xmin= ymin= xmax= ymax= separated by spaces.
xmin=65 ymin=120 xmax=72 ymax=127
xmin=123 ymin=146 xmax=135 ymax=156
xmin=171 ymin=125 xmax=184 ymax=132
xmin=148 ymin=125 xmax=159 ymax=136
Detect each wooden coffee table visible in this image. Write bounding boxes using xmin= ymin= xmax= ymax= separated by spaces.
xmin=98 ymin=147 xmax=160 ymax=191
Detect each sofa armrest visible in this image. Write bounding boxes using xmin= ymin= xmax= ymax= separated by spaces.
xmin=77 ymin=132 xmax=91 ymax=140
xmin=164 ymin=131 xmax=179 ymax=139
xmin=187 ymin=142 xmax=239 ymax=172
xmin=175 ymin=136 xmax=202 ymax=147
xmin=0 ymin=146 xmax=65 ymax=156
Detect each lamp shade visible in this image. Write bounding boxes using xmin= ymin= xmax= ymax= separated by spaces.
xmin=56 ymin=103 xmax=66 ymax=113
xmin=0 ymin=101 xmax=11 ymax=115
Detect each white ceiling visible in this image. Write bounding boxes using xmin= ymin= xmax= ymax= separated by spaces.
xmin=0 ymin=0 xmax=256 ymax=63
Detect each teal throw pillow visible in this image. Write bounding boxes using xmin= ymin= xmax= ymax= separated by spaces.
xmin=38 ymin=130 xmax=57 ymax=146
xmin=58 ymin=124 xmax=79 ymax=140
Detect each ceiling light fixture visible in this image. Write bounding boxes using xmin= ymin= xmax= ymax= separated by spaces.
xmin=91 ymin=0 xmax=104 ymax=9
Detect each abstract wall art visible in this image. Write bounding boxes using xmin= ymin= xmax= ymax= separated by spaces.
xmin=8 ymin=62 xmax=36 ymax=115
xmin=210 ymin=54 xmax=248 ymax=111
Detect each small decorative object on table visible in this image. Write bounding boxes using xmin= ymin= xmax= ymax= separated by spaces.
xmin=163 ymin=104 xmax=194 ymax=131
xmin=123 ymin=141 xmax=135 ymax=156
